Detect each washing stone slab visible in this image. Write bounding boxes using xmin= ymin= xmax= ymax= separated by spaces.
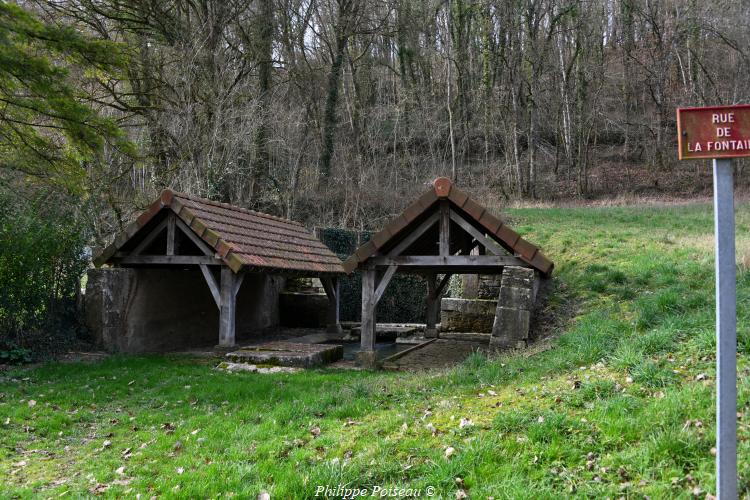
xmin=226 ymin=341 xmax=343 ymax=368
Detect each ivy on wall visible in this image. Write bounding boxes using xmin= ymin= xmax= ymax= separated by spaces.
xmin=317 ymin=227 xmax=429 ymax=323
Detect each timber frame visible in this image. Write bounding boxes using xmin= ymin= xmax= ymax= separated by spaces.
xmin=93 ymin=190 xmax=345 ymax=348
xmin=346 ymin=177 xmax=553 ymax=368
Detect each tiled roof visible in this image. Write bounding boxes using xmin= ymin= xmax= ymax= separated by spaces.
xmin=94 ymin=190 xmax=344 ymax=274
xmin=343 ymin=177 xmax=554 ymax=276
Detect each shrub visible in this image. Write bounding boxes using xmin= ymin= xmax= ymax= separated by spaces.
xmin=0 ymin=184 xmax=89 ymax=359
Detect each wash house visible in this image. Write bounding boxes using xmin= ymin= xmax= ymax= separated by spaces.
xmin=86 ymin=190 xmax=344 ymax=352
xmin=344 ymin=177 xmax=554 ymax=368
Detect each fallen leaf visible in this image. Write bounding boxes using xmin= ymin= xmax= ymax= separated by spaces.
xmin=459 ymin=418 xmax=473 ymax=428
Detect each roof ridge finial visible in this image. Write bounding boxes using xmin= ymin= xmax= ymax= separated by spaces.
xmin=433 ymin=177 xmax=453 ymax=198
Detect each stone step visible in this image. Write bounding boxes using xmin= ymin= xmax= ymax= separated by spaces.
xmin=438 ymin=332 xmax=492 ymax=342
xmin=348 ymin=323 xmax=422 ymax=341
xmin=227 ymin=341 xmax=343 ymax=368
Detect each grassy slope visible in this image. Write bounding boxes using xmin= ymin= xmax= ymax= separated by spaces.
xmin=1 ymin=203 xmax=749 ymax=499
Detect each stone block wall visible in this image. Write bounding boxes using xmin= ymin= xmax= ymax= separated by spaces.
xmin=440 ymin=297 xmax=497 ymax=333
xmin=477 ymin=275 xmax=503 ymax=299
xmin=85 ymin=267 xmax=284 ymax=352
xmin=490 ymin=266 xmax=540 ymax=349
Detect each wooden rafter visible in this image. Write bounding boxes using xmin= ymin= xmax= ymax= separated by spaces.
xmin=449 ymin=210 xmax=504 ymax=256
xmin=131 ymin=219 xmax=168 ymax=256
xmin=387 ymin=212 xmax=440 ymax=257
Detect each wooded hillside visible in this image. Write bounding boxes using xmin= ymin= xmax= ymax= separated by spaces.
xmin=7 ymin=0 xmax=750 ymax=236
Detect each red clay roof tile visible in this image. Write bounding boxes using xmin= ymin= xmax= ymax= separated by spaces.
xmin=345 ymin=177 xmax=554 ymax=276
xmin=93 ymin=190 xmax=344 ymax=274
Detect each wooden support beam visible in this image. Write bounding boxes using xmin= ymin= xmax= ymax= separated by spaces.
xmin=200 ymin=264 xmax=221 ymax=308
xmin=321 ymin=277 xmax=342 ymax=334
xmin=425 ymin=274 xmax=439 ymax=338
xmin=439 ymin=201 xmax=450 ymax=256
xmin=174 ymin=218 xmax=215 ymax=256
xmin=233 ymin=272 xmax=245 ymax=297
xmin=218 ymin=267 xmax=236 ymax=347
xmin=370 ymin=255 xmax=526 ymax=267
xmin=117 ymin=255 xmax=222 ymax=265
xmin=432 ymin=273 xmax=453 ymax=299
xmin=357 ymin=268 xmax=377 ymax=368
xmin=132 ymin=219 xmax=168 ymax=256
xmin=166 ymin=213 xmax=177 ymax=256
xmin=374 ymin=265 xmax=398 ymax=304
xmin=387 ymin=212 xmax=440 ymax=257
xmin=449 ymin=210 xmax=503 ymax=256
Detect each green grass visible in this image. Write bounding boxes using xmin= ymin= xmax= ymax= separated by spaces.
xmin=2 ymin=202 xmax=750 ymax=498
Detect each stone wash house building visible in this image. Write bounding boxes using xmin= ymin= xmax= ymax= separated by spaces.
xmin=86 ymin=190 xmax=344 ymax=352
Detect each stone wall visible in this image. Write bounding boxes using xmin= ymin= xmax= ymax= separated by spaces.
xmin=84 ymin=267 xmax=284 ymax=352
xmin=490 ymin=266 xmax=540 ymax=349
xmin=440 ymin=297 xmax=497 ymax=333
xmin=278 ymin=277 xmax=328 ymax=328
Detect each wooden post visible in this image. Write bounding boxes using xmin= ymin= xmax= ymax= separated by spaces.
xmin=440 ymin=201 xmax=450 ymax=256
xmin=425 ymin=273 xmax=439 ymax=338
xmin=357 ymin=268 xmax=377 ymax=368
xmin=218 ymin=266 xmax=237 ymax=347
xmin=166 ymin=213 xmax=177 ymax=255
xmin=322 ymin=277 xmax=342 ymax=334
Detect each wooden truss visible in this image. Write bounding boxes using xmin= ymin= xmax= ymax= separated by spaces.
xmin=358 ymin=200 xmax=531 ymax=368
xmin=111 ymin=210 xmax=342 ymax=347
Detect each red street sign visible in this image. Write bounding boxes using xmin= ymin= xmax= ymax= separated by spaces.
xmin=677 ymin=104 xmax=750 ymax=160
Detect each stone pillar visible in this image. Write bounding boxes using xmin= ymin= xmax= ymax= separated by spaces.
xmin=84 ymin=268 xmax=136 ymax=351
xmin=490 ymin=266 xmax=539 ymax=349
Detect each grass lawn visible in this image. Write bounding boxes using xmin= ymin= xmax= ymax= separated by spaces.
xmin=1 ymin=203 xmax=750 ymax=499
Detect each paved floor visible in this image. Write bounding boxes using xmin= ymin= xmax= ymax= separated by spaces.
xmin=382 ymin=339 xmax=491 ymax=371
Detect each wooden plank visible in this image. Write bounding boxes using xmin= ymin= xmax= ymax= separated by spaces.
xmin=434 ymin=273 xmax=453 ymax=298
xmin=360 ymin=269 xmax=377 ymax=352
xmin=321 ymin=277 xmax=342 ymax=334
xmin=218 ymin=267 xmax=236 ymax=347
xmin=449 ymin=210 xmax=503 ymax=256
xmin=131 ymin=219 xmax=168 ymax=256
xmin=440 ymin=200 xmax=450 ymax=256
xmin=117 ymin=255 xmax=222 ymax=265
xmin=320 ymin=277 xmax=334 ymax=298
xmin=374 ymin=265 xmax=398 ymax=304
xmin=200 ymin=264 xmax=221 ymax=308
xmin=174 ymin=217 xmax=215 ymax=256
xmin=232 ymin=272 xmax=245 ymax=297
xmin=166 ymin=213 xmax=176 ymax=256
xmin=387 ymin=212 xmax=440 ymax=257
xmin=370 ymin=255 xmax=527 ymax=267
xmin=425 ymin=274 xmax=439 ymax=337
